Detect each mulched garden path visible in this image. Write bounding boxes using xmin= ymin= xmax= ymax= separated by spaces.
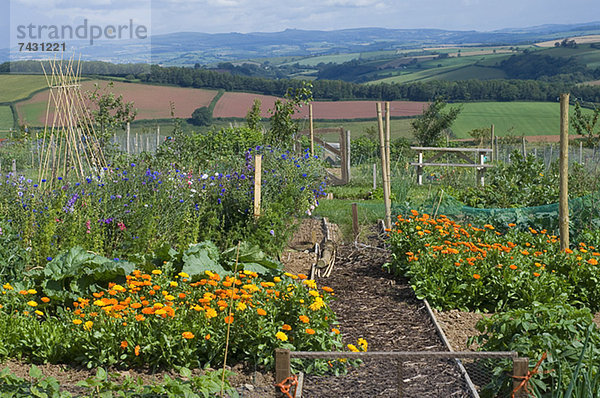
xmin=301 ymin=235 xmax=472 ymax=398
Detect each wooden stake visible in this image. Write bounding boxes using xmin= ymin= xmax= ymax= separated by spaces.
xmin=156 ymin=125 xmax=160 ymax=151
xmin=373 ymin=163 xmax=377 ymax=190
xmin=275 ymin=349 xmax=291 ymax=384
xmin=490 ymin=124 xmax=495 ymax=162
xmin=309 ymin=103 xmax=314 ymax=157
xmin=12 ymin=159 xmax=16 ymax=174
xmin=346 ymin=130 xmax=351 ymax=181
xmin=376 ymin=103 xmax=392 ymax=230
xmin=580 ymin=141 xmax=583 ymax=164
xmin=559 ymin=93 xmax=570 ymax=251
xmin=352 ymin=203 xmax=359 ymax=241
xmin=254 ymin=154 xmax=262 ymax=218
xmin=512 ymin=357 xmax=529 ymax=398
xmin=385 ymin=102 xmax=391 ymax=194
xmin=521 ymin=136 xmax=526 ymax=157
xmin=126 ymin=122 xmax=131 ymax=154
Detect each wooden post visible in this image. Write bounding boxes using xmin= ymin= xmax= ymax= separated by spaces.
xmin=373 ymin=163 xmax=377 ymax=190
xmin=376 ymin=103 xmax=392 ymax=229
xmin=275 ymin=349 xmax=291 ymax=384
xmin=309 ymin=104 xmax=314 ymax=158
xmin=346 ymin=130 xmax=351 ymax=182
xmin=580 ymin=141 xmax=583 ymax=164
xmin=385 ymin=102 xmax=391 ymax=193
xmin=521 ymin=136 xmax=527 ymax=157
xmin=417 ymin=151 xmax=423 ymax=185
xmin=490 ymin=124 xmax=495 ymax=162
xmin=12 ymin=159 xmax=16 ymax=174
xmin=477 ymin=152 xmax=485 ymax=187
xmin=397 ymin=362 xmax=404 ymax=398
xmin=126 ymin=122 xmax=130 ymax=154
xmin=254 ymin=154 xmax=262 ymax=218
xmin=494 ymin=135 xmax=499 ymax=162
xmin=559 ymin=93 xmax=570 ymax=251
xmin=340 ymin=128 xmax=347 ymax=183
xmin=156 ymin=125 xmax=160 ymax=151
xmin=135 ymin=131 xmax=139 ymax=154
xmin=512 ymin=357 xmax=529 ymax=398
xmin=352 ymin=203 xmax=359 ymax=241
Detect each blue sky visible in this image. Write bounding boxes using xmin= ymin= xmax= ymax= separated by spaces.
xmin=1 ymin=0 xmax=598 ymax=49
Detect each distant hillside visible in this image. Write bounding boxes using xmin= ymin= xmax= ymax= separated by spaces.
xmin=2 ymin=22 xmax=600 ymax=65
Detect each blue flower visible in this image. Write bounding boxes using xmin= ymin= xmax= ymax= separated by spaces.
xmin=46 ymin=257 xmax=53 ymax=261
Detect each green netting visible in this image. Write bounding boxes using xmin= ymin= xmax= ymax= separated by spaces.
xmin=357 ymin=190 xmax=600 ymax=240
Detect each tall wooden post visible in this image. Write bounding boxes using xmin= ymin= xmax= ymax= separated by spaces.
xmin=377 ymin=103 xmax=392 ymax=229
xmin=373 ymin=163 xmax=377 ymax=190
xmin=12 ymin=159 xmax=16 ymax=174
xmin=580 ymin=141 xmax=583 ymax=164
xmin=559 ymin=93 xmax=570 ymax=251
xmin=494 ymin=135 xmax=499 ymax=163
xmin=490 ymin=124 xmax=495 ymax=162
xmin=346 ymin=130 xmax=351 ymax=182
xmin=513 ymin=357 xmax=530 ymax=398
xmin=254 ymin=154 xmax=262 ymax=218
xmin=385 ymin=102 xmax=391 ymax=193
xmin=126 ymin=122 xmax=131 ymax=154
xmin=340 ymin=129 xmax=348 ymax=183
xmin=309 ymin=103 xmax=314 ymax=157
xmin=156 ymin=125 xmax=160 ymax=151
xmin=352 ymin=203 xmax=359 ymax=241
xmin=275 ymin=349 xmax=291 ymax=384
xmin=521 ymin=136 xmax=527 ymax=157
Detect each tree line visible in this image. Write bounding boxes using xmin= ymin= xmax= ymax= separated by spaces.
xmin=3 ymin=60 xmax=600 ymax=103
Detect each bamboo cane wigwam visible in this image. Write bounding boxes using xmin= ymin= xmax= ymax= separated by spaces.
xmin=38 ymin=55 xmax=107 ymax=188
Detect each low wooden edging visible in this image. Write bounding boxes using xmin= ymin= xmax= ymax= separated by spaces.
xmin=275 ymin=348 xmax=526 ymax=397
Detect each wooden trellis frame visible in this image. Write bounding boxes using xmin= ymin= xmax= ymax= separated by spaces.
xmin=38 ymin=56 xmax=106 ymax=187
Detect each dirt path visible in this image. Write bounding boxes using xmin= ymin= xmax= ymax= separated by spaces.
xmin=301 ymin=236 xmax=471 ymax=397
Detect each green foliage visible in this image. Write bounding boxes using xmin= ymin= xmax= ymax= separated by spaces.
xmin=467 ymin=126 xmax=490 ymax=146
xmin=27 ymin=247 xmax=135 ymax=303
xmin=0 ymin=365 xmax=69 ymax=397
xmin=245 ymin=99 xmax=262 ymax=131
xmin=571 ymin=101 xmax=600 ymax=147
xmin=86 ymin=82 xmax=137 ymax=150
xmin=411 ymin=98 xmax=461 ymax=146
xmin=265 ymin=81 xmax=312 ymax=148
xmin=190 ymin=107 xmax=213 ymax=127
xmin=471 ymin=303 xmax=600 ymax=397
xmin=452 ymin=152 xmax=595 ymax=208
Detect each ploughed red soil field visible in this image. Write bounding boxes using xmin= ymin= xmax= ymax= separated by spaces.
xmin=213 ymin=92 xmax=428 ymax=119
xmin=17 ymin=81 xmax=218 ymax=123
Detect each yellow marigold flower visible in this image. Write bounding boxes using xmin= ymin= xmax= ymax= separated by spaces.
xmin=135 ymin=345 xmax=140 ymax=356
xmin=303 ymin=279 xmax=317 ymax=289
xmin=348 ymin=344 xmax=360 ymax=352
xmin=178 ymin=272 xmax=190 ymax=278
xmin=27 ymin=289 xmax=37 ymax=295
xmin=273 ymin=277 xmax=281 ymax=283
xmin=27 ymin=301 xmax=38 ymax=307
xmin=83 ymin=321 xmax=93 ymax=331
xmin=236 ymin=302 xmax=247 ymax=311
xmin=358 ymin=338 xmax=368 ymax=351
xmin=151 ymin=270 xmax=162 ymax=275
xmin=308 ymin=290 xmax=320 ymax=297
xmin=276 ymin=331 xmax=288 ymax=341
xmin=155 ymin=309 xmax=167 ymax=315
xmin=182 ymin=332 xmax=195 ymax=339
xmin=2 ymin=283 xmax=12 ymax=290
xmin=309 ymin=297 xmax=325 ymax=311
xmin=94 ymin=299 xmax=107 ymax=307
xmin=205 ymin=308 xmax=217 ymax=319
xmin=34 ymin=310 xmax=43 ymax=316
xmin=73 ymin=319 xmax=83 ymax=325
xmin=169 ymin=281 xmax=178 ymax=287
xmin=165 ymin=295 xmax=175 ymax=301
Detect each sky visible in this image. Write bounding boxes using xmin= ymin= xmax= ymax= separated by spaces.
xmin=1 ymin=0 xmax=598 ymax=49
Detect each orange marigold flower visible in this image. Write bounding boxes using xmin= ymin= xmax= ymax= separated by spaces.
xmin=182 ymin=332 xmax=195 ymax=339
xmin=120 ymin=341 xmax=128 ymax=349
xmin=282 ymin=324 xmax=292 ymax=331
xmin=205 ymin=334 xmax=211 ymax=340
xmin=322 ymin=286 xmax=334 ymax=293
xmin=473 ymin=274 xmax=481 ymax=280
xmin=297 ymin=274 xmax=308 ymax=280
xmin=135 ymin=314 xmax=145 ymax=322
xmin=257 ymin=308 xmax=267 ymax=316
xmin=588 ymin=258 xmax=598 ymax=265
xmin=131 ymin=302 xmax=142 ymax=309
xmin=224 ymin=315 xmax=234 ymax=324
xmin=41 ymin=297 xmax=50 ymax=303
xmin=299 ymin=315 xmax=309 ymax=323
xmin=533 ymin=272 xmax=541 ymax=277
xmin=134 ymin=345 xmax=140 ymax=356
xmin=332 ymin=328 xmax=340 ymax=335
xmin=509 ymin=264 xmax=518 ymax=270
xmin=305 ymin=328 xmax=316 ymax=335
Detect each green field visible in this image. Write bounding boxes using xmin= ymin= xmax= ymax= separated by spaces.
xmin=451 ymin=101 xmax=594 ymax=138
xmin=0 ymin=75 xmax=49 ymax=103
xmin=0 ymin=106 xmax=14 ymax=131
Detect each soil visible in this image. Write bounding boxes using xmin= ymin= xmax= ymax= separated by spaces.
xmin=432 ymin=310 xmax=489 ymax=352
xmin=299 ymin=227 xmax=471 ymax=397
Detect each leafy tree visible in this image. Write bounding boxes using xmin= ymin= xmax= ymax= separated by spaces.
xmin=190 ymin=106 xmax=213 ymax=127
xmin=468 ymin=127 xmax=491 ymax=147
xmin=265 ymin=81 xmax=313 ymax=148
xmin=411 ymin=98 xmax=461 ymax=146
xmin=86 ymin=82 xmax=137 ymax=149
xmin=246 ymin=99 xmax=262 ymax=131
xmin=571 ymin=101 xmax=600 ymax=146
